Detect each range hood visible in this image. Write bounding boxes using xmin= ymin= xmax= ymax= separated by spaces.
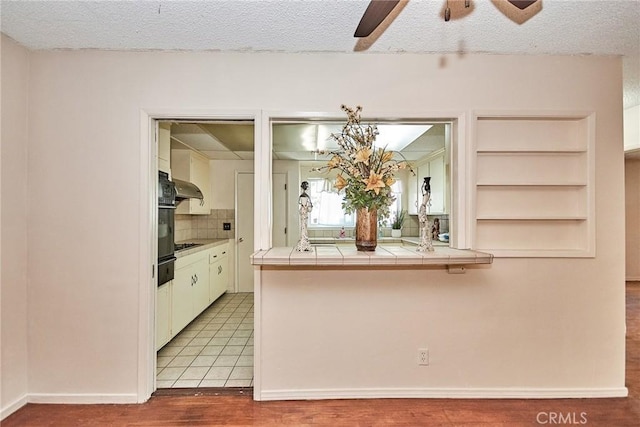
xmin=173 ymin=178 xmax=204 ymax=201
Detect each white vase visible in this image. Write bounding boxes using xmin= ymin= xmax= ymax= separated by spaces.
xmin=391 ymin=229 xmax=402 ymax=238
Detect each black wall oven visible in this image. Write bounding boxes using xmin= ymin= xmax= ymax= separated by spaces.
xmin=158 ymin=171 xmax=176 ymax=286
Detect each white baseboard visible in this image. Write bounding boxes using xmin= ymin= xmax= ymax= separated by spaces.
xmin=1 ymin=392 xmax=139 ymax=420
xmin=258 ymin=387 xmax=629 ymax=401
xmin=27 ymin=393 xmax=139 ymax=405
xmin=1 ymin=394 xmax=28 ymax=421
xmin=3 ymin=388 xmax=629 ymax=417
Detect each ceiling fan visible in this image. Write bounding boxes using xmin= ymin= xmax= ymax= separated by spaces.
xmin=354 ymin=0 xmax=539 ymax=37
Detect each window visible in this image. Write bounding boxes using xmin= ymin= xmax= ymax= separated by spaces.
xmin=306 ymin=178 xmax=402 ymax=228
xmin=307 ymin=179 xmax=354 ymax=227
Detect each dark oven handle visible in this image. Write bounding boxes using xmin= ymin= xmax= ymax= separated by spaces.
xmin=158 ymin=256 xmax=177 ymax=266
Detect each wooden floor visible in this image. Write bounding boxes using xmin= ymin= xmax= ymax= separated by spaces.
xmin=4 ymin=283 xmax=640 ymax=426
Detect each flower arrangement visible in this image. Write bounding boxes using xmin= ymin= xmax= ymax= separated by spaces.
xmin=314 ymin=105 xmax=414 ymax=219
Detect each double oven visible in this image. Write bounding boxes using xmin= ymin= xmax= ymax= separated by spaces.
xmin=157 ymin=171 xmax=176 ymax=286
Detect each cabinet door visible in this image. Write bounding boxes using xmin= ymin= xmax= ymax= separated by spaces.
xmin=407 ymin=172 xmax=418 ymax=215
xmin=171 ymin=267 xmax=193 ymax=335
xmin=192 ymin=258 xmax=210 ymax=316
xmin=156 ymin=282 xmax=171 ymax=350
xmin=157 ymin=123 xmax=171 ymax=174
xmin=428 ymin=155 xmax=445 ymax=214
xmin=172 ymin=150 xmax=211 ymax=215
xmin=210 ymin=258 xmax=228 ymax=303
xmin=414 ymin=163 xmax=431 ymax=213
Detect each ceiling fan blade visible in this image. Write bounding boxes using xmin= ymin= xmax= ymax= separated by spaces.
xmin=354 ymin=0 xmax=401 ymax=38
xmin=507 ymin=0 xmax=538 ymax=10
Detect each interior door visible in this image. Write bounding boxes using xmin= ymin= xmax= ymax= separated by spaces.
xmin=272 ymin=173 xmax=288 ymax=247
xmin=236 ymin=172 xmax=254 ymax=293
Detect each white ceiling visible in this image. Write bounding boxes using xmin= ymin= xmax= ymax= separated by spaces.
xmin=1 ymin=0 xmax=638 ymax=108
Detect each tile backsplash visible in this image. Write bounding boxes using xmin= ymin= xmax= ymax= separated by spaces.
xmin=175 ymin=209 xmax=235 ymax=242
xmin=176 ymin=210 xmax=447 ymax=242
xmin=307 ymin=214 xmax=449 ymax=238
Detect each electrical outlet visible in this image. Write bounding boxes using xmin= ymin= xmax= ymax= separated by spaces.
xmin=223 ymin=222 xmax=231 ymax=230
xmin=418 ymin=348 xmax=429 ymax=366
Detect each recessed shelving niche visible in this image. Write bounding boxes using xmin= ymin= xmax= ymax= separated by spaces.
xmin=473 ymin=114 xmax=595 ymax=257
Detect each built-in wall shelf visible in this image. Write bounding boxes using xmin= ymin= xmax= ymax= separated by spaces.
xmin=473 ymin=113 xmax=595 ymax=257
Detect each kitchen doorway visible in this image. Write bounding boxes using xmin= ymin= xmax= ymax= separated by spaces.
xmin=151 ymin=116 xmax=257 ymax=391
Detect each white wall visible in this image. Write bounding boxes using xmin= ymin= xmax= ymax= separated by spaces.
xmin=209 ymin=159 xmax=254 ymax=292
xmin=209 ymin=159 xmax=253 ymax=210
xmin=13 ymin=50 xmax=626 ymax=401
xmin=259 ymin=263 xmax=625 ymax=399
xmin=254 ymin=55 xmax=627 ymax=398
xmin=0 ymin=35 xmax=29 ymax=417
xmin=626 ymin=159 xmax=640 ymax=281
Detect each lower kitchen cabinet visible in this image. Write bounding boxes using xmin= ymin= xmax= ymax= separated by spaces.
xmin=192 ymin=257 xmax=210 ymax=315
xmin=209 ymin=243 xmax=229 ymax=302
xmin=171 ymin=265 xmax=194 ymax=335
xmin=158 ymin=241 xmax=231 ymax=350
xmin=171 ymin=251 xmax=210 ymax=337
xmin=156 ymin=281 xmax=171 ymax=351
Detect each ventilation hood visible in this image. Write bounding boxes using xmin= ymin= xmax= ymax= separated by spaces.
xmin=173 ymin=178 xmax=204 ymax=201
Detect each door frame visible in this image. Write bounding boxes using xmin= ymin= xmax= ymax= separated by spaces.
xmin=138 ymin=108 xmax=264 ymax=403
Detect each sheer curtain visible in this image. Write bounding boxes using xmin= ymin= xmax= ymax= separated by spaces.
xmin=308 ymin=179 xmax=354 ymax=227
xmin=307 ymin=178 xmax=402 ymax=227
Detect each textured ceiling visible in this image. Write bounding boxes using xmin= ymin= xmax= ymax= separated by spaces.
xmin=1 ymin=0 xmax=639 ymax=107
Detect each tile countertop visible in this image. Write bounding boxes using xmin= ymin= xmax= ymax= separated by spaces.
xmin=250 ymin=246 xmax=493 ymax=267
xmin=174 ymin=238 xmax=230 ymax=258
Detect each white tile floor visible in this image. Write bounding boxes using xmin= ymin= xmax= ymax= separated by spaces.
xmin=156 ymin=292 xmax=253 ymax=388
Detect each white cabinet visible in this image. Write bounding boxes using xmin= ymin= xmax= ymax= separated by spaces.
xmin=192 ymin=257 xmax=210 ymax=316
xmin=158 ymin=241 xmax=231 ymax=349
xmin=408 ymin=166 xmax=418 ymax=215
xmin=428 ymin=154 xmax=445 ymax=214
xmin=407 ymin=150 xmax=447 ymax=215
xmin=157 ymin=122 xmax=171 ymax=174
xmin=171 ymin=149 xmax=211 ymax=215
xmin=156 ymin=282 xmax=171 ymax=351
xmin=171 ymin=250 xmax=210 ymax=336
xmin=209 ymin=243 xmax=229 ymax=303
xmin=171 ymin=264 xmax=194 ymax=335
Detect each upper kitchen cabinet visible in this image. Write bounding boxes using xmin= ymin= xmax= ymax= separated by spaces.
xmin=171 ymin=149 xmax=211 ymax=215
xmin=407 ymin=148 xmax=448 ymax=215
xmin=427 ymin=149 xmax=447 ymax=214
xmin=157 ymin=122 xmax=171 ymax=174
